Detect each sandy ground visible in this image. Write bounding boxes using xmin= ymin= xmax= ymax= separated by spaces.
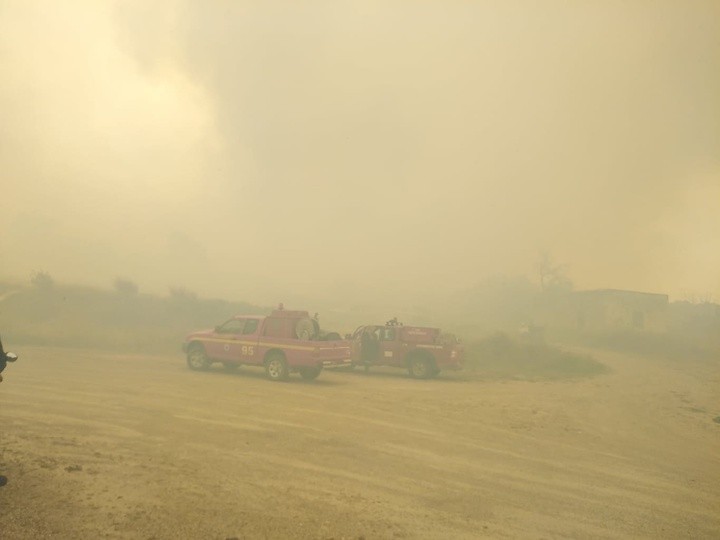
xmin=1 ymin=346 xmax=719 ymax=539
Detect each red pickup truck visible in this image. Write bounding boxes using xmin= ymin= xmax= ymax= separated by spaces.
xmin=350 ymin=322 xmax=463 ymax=379
xmin=182 ymin=306 xmax=351 ymax=381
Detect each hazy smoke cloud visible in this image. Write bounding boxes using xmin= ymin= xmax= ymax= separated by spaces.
xmin=2 ymin=1 xmax=719 ymax=304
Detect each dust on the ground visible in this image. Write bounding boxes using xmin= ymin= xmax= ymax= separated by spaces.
xmin=1 ymin=347 xmax=719 ymax=539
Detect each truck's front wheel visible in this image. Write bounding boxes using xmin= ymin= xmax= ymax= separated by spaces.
xmin=265 ymin=353 xmax=289 ymax=381
xmin=408 ymin=355 xmax=433 ymax=379
xmin=299 ymin=366 xmax=323 ymax=380
xmin=187 ymin=345 xmax=210 ymax=371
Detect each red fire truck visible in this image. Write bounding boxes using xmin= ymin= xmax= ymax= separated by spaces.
xmin=350 ymin=321 xmax=463 ymax=379
xmin=182 ymin=306 xmax=351 ymax=381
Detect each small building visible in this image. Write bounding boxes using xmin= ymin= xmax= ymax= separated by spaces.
xmin=573 ymin=289 xmax=669 ymax=333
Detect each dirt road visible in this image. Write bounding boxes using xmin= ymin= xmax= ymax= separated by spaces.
xmin=1 ymin=346 xmax=718 ymax=539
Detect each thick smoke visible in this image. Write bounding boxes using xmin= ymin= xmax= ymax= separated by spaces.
xmin=1 ymin=1 xmax=718 ymax=303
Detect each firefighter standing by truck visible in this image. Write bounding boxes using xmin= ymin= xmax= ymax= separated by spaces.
xmin=360 ymin=327 xmax=379 ymax=372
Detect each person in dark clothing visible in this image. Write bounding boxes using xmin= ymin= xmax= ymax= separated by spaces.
xmin=0 ymin=336 xmax=18 ymax=487
xmin=0 ymin=336 xmax=8 ymax=382
xmin=0 ymin=336 xmax=7 ymax=486
xmin=0 ymin=335 xmax=17 ymax=382
xmin=360 ymin=328 xmax=379 ymax=372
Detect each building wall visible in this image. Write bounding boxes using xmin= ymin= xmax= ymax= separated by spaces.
xmin=574 ymin=290 xmax=669 ymax=333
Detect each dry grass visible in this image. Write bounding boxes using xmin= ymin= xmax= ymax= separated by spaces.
xmin=464 ymin=331 xmax=608 ymax=380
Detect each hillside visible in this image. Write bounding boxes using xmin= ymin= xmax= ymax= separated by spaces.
xmin=0 ymin=280 xmax=266 ymax=354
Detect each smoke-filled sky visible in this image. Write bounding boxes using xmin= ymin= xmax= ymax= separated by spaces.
xmin=2 ymin=1 xmax=719 ymax=305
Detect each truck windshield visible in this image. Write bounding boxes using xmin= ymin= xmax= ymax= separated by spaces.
xmin=217 ymin=319 xmax=245 ymax=334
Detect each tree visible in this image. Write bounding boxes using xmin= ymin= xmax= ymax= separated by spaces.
xmin=30 ymin=270 xmax=54 ymax=292
xmin=681 ymin=290 xmax=715 ymax=304
xmin=169 ymin=286 xmax=198 ymax=303
xmin=536 ymin=252 xmax=573 ymax=292
xmin=114 ymin=278 xmax=139 ymax=296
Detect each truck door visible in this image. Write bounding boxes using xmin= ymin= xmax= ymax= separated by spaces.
xmin=211 ymin=318 xmax=246 ymax=362
xmin=350 ymin=326 xmax=365 ymax=365
xmin=378 ymin=326 xmax=402 ymax=367
xmin=238 ymin=318 xmax=261 ymax=365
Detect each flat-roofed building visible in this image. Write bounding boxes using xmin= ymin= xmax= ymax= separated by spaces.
xmin=573 ymin=289 xmax=669 ymax=332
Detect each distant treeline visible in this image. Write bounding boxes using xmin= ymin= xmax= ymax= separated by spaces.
xmin=1 ymin=275 xmax=717 ymax=366
xmin=0 ymin=279 xmax=267 ymax=353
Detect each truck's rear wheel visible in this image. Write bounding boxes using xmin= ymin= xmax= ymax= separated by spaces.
xmin=408 ymin=356 xmax=433 ymax=379
xmin=187 ymin=345 xmax=210 ymax=371
xmin=265 ymin=353 xmax=289 ymax=381
xmin=299 ymin=366 xmax=323 ymax=380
